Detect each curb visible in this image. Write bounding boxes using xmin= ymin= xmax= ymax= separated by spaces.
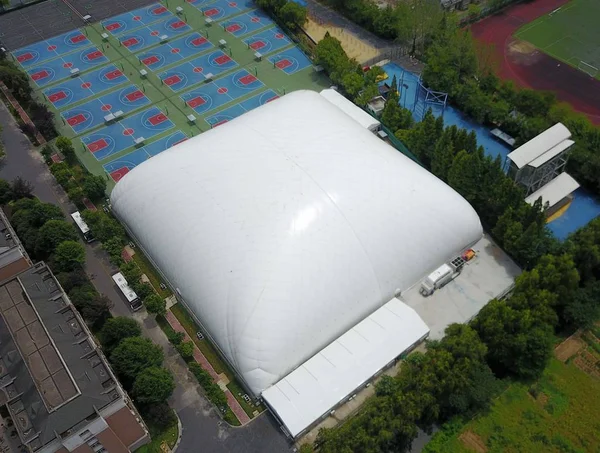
xmin=171 ymin=410 xmax=183 ymax=453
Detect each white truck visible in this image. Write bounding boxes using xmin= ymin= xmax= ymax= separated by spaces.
xmin=420 ymin=263 xmax=454 ymax=296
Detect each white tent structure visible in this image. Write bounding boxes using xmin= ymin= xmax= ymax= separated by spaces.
xmin=320 ymin=88 xmax=381 ymax=132
xmin=111 ymin=90 xmax=482 ymax=436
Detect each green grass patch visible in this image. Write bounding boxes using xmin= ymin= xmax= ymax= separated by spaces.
xmin=227 ymin=380 xmax=264 ymax=417
xmin=425 ymin=358 xmax=600 ymax=452
xmin=132 ymin=251 xmax=172 ymax=298
xmin=135 ymin=414 xmax=178 ymax=453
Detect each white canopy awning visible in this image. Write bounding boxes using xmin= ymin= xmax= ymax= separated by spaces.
xmin=525 ymin=172 xmax=580 ymax=209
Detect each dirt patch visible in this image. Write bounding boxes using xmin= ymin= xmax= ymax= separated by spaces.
xmin=537 ymin=392 xmax=549 ymax=406
xmin=573 ymin=350 xmax=600 ymax=379
xmin=459 ymin=431 xmax=487 ymax=453
xmin=508 ymin=39 xmax=536 ymax=55
xmin=555 ymin=335 xmax=585 ymax=362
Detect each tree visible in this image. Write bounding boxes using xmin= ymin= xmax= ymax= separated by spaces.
xmin=100 ymin=316 xmax=141 ymax=352
xmin=120 ymin=261 xmax=142 ymax=285
xmin=563 ymin=280 xmax=600 ymax=329
xmin=56 ymin=268 xmax=89 ymax=292
xmin=11 ymin=177 xmax=34 ymax=199
xmin=0 ymin=179 xmax=13 ymax=204
xmin=141 ymin=402 xmax=176 ymax=430
xmin=381 ymin=85 xmax=413 ymax=132
xmin=69 ymin=285 xmax=112 ymax=326
xmin=176 ymin=341 xmax=194 ymax=360
xmin=83 ymin=174 xmax=107 ymax=201
xmin=81 ymin=210 xmax=126 ymax=243
xmin=35 ymin=219 xmax=77 ymax=257
xmin=144 ymin=293 xmax=166 ymax=317
xmin=278 ymin=1 xmax=307 ymax=30
xmin=40 ymin=144 xmax=54 ymax=163
xmin=54 ymin=240 xmax=85 ymax=272
xmin=103 ymin=237 xmax=124 ymax=266
xmin=132 ymin=367 xmax=175 ymax=405
xmin=55 ymin=136 xmax=76 ymax=164
xmin=431 ymin=129 xmax=455 ymax=181
xmin=111 ymin=337 xmax=164 ymax=383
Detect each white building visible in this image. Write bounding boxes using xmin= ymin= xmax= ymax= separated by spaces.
xmin=110 ymin=90 xmax=483 ymax=438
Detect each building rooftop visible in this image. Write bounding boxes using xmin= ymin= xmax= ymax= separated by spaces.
xmin=0 ymin=210 xmax=31 ymax=281
xmin=525 ymin=172 xmax=580 ymax=209
xmin=401 ymin=234 xmax=521 ymax=339
xmin=0 ymin=263 xmax=122 ymax=451
xmin=507 ymin=123 xmax=572 ymax=169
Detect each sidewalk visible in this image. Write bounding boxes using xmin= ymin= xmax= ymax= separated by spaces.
xmin=165 ymin=310 xmax=251 ymax=425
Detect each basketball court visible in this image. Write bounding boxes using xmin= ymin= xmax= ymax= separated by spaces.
xmin=43 ymin=65 xmax=128 ymax=109
xmin=13 ymin=29 xmax=91 ymax=67
xmin=222 ymin=10 xmax=273 ymax=37
xmin=205 ymin=89 xmax=278 ymax=126
xmin=82 ymin=106 xmax=174 ymax=160
xmin=180 ymin=69 xmax=264 ymax=114
xmin=101 ymin=3 xmax=172 ymax=35
xmin=268 ymin=47 xmax=312 ymax=75
xmin=138 ymin=32 xmax=213 ymax=70
xmin=158 ymin=50 xmax=238 ymax=92
xmin=243 ymin=27 xmax=291 ymax=55
xmin=103 ymin=130 xmax=188 ymax=182
xmin=118 ymin=17 xmax=192 ymax=53
xmin=198 ymin=0 xmax=254 ymax=20
xmin=26 ymin=47 xmax=108 ymax=87
xmin=61 ymin=85 xmax=150 ymax=134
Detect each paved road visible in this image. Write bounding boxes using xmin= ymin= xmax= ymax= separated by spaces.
xmin=0 ymin=102 xmax=292 ymax=453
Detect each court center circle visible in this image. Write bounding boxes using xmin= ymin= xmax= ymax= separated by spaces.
xmin=193 ymin=66 xmax=203 ymax=73
xmin=251 ymin=17 xmax=260 ymax=22
xmin=217 ymin=87 xmax=228 ymax=94
xmin=171 ymin=48 xmax=181 ymax=54
xmin=229 ymin=1 xmax=237 ymax=6
xmin=101 ymin=104 xmax=112 ymax=111
xmin=275 ymin=33 xmax=284 ymax=39
xmin=48 ymin=45 xmax=57 ymax=51
xmin=81 ymin=82 xmax=92 ymax=89
xmin=151 ymin=31 xmax=159 ymax=36
xmin=123 ymin=128 xmax=135 ymax=136
xmin=63 ymin=62 xmax=73 ymax=68
xmin=133 ymin=16 xmax=142 ymax=21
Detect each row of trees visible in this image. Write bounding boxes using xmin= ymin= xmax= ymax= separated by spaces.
xmin=255 ymin=0 xmax=308 ymax=31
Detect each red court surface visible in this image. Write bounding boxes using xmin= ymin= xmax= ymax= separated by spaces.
xmin=470 ymin=0 xmax=600 ymax=124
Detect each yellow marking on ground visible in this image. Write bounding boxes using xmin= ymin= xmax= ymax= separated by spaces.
xmin=546 ymin=198 xmax=572 ymax=223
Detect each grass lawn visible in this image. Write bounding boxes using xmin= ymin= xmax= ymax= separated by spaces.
xmin=514 ymin=0 xmax=600 ymax=77
xmin=135 ymin=415 xmax=178 ymax=453
xmin=170 ymin=303 xmax=265 ymax=418
xmin=427 ymin=357 xmax=600 ymax=452
xmin=132 ymin=251 xmax=172 ymax=299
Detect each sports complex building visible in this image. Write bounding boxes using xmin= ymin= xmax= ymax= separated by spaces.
xmin=111 ymin=90 xmax=521 ymax=438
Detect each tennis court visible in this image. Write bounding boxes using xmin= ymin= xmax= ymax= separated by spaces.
xmin=138 ymin=32 xmax=213 ymax=70
xmin=101 ymin=3 xmax=172 ymax=35
xmin=118 ymin=17 xmax=192 ymax=53
xmin=61 ymin=85 xmax=150 ymax=134
xmin=43 ymin=65 xmax=128 ymax=109
xmin=181 ymin=69 xmax=264 ymax=114
xmin=159 ymin=50 xmax=238 ymax=92
xmin=82 ymin=106 xmax=174 ymax=161
xmin=13 ymin=29 xmax=91 ymax=67
xmin=26 ymin=47 xmax=108 ymax=87
xmin=197 ymin=0 xmax=254 ymax=20
xmin=222 ymin=10 xmax=273 ymax=37
xmin=268 ymin=47 xmax=313 ymax=74
xmin=244 ymin=27 xmax=291 ymax=55
xmin=103 ymin=130 xmax=189 ymax=182
xmin=205 ymin=89 xmax=278 ymax=126
xmin=514 ymin=0 xmax=600 ymax=77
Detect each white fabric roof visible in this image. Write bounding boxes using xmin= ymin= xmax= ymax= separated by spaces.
xmin=507 ymin=123 xmax=571 ymax=168
xmin=525 ymin=172 xmax=580 ymax=208
xmin=320 ymin=88 xmax=381 ymax=131
xmin=262 ymin=297 xmax=429 ymax=438
xmin=110 ymin=90 xmax=482 ymax=396
xmin=529 ymin=139 xmax=574 ymax=168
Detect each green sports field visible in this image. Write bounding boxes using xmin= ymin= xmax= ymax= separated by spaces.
xmin=514 ymin=0 xmax=600 ymax=78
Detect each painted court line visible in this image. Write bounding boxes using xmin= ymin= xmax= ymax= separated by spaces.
xmin=119 ymin=17 xmax=192 ymax=53
xmin=197 ymin=0 xmax=254 ymax=20
xmin=26 ymin=47 xmax=109 ymax=87
xmin=13 ymin=29 xmax=91 ymax=68
xmin=158 ymin=50 xmax=238 ymax=92
xmin=103 ymin=130 xmax=188 ymax=182
xmin=43 ymin=64 xmax=129 ymax=109
xmin=61 ymin=85 xmax=150 ymax=134
xmin=101 ymin=3 xmax=173 ymax=35
xmin=138 ymin=32 xmax=214 ymax=71
xmin=243 ymin=27 xmax=292 ymax=55
xmin=205 ymin=89 xmax=279 ymax=126
xmin=268 ymin=46 xmax=312 ymax=75
xmin=221 ymin=10 xmax=273 ymax=37
xmin=180 ymin=69 xmax=264 ymax=114
xmin=82 ymin=106 xmax=175 ymax=161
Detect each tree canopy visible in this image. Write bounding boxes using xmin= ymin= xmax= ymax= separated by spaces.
xmin=53 ymin=240 xmax=86 ymax=272
xmin=100 ymin=317 xmax=142 ymax=352
xmin=110 ymin=337 xmax=164 ymax=383
xmin=132 ymin=366 xmax=175 ymax=405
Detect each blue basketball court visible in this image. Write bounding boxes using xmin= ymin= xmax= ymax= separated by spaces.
xmin=222 ymin=10 xmax=273 ymax=37
xmin=44 ymin=65 xmax=129 ymax=109
xmin=82 ymin=106 xmax=175 ymax=161
xmin=138 ymin=32 xmax=213 ymax=70
xmin=205 ymin=89 xmax=278 ymax=126
xmin=186 ymin=0 xmax=213 ymax=5
xmin=268 ymin=47 xmax=312 ymax=74
xmin=13 ymin=29 xmax=91 ymax=68
xmin=243 ymin=27 xmax=291 ymax=55
xmin=158 ymin=50 xmax=238 ymax=92
xmin=180 ymin=69 xmax=264 ymax=114
xmin=61 ymin=85 xmax=151 ymax=134
xmin=101 ymin=3 xmax=173 ymax=35
xmin=103 ymin=131 xmax=188 ymax=182
xmin=119 ymin=17 xmax=192 ymax=53
xmin=198 ymin=0 xmax=254 ymax=20
xmin=26 ymin=47 xmax=109 ymax=87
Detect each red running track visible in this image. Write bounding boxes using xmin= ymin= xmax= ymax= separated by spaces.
xmin=471 ymin=0 xmax=600 ymax=124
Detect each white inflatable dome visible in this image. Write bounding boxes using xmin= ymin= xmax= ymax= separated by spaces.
xmin=111 ymin=90 xmax=482 ymax=395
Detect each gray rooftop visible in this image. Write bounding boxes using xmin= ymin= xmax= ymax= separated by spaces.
xmin=0 ymin=264 xmax=122 ymax=451
xmin=401 ymin=234 xmax=521 ymax=339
